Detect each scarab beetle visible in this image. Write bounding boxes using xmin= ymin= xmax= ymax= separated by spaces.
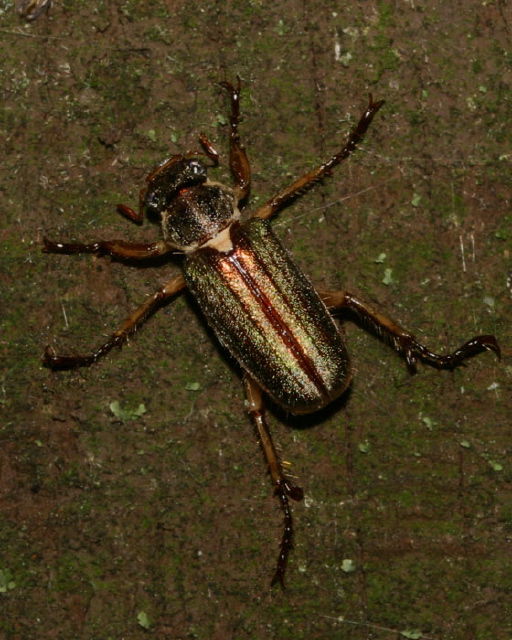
xmin=43 ymin=79 xmax=500 ymax=586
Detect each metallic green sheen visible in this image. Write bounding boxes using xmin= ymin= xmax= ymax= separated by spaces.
xmin=183 ymin=218 xmax=351 ymax=414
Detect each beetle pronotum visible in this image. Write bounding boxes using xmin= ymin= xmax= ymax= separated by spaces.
xmin=43 ymin=79 xmax=500 ymax=586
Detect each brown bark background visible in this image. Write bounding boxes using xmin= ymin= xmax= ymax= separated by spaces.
xmin=1 ymin=1 xmax=510 ymax=638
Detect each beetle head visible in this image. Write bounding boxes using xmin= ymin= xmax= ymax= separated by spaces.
xmin=141 ymin=155 xmax=239 ymax=253
xmin=141 ymin=156 xmax=208 ymax=217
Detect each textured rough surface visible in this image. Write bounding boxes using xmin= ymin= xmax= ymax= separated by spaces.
xmin=1 ymin=1 xmax=510 ymax=638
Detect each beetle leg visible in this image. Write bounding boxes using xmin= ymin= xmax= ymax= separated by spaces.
xmin=197 ymin=132 xmax=221 ymax=166
xmin=319 ymin=289 xmax=501 ymax=371
xmin=44 ymin=274 xmax=186 ymax=369
xmin=243 ymin=375 xmax=304 ymax=588
xmin=43 ymin=236 xmax=171 ymax=261
xmin=117 ymin=202 xmax=144 ymax=224
xmin=252 ymin=94 xmax=385 ymax=221
xmin=219 ymin=77 xmax=251 ymax=205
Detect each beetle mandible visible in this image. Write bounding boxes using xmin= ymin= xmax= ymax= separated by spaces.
xmin=43 ymin=79 xmax=500 ymax=587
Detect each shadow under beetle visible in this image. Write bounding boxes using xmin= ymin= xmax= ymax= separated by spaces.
xmin=43 ymin=79 xmax=500 ymax=587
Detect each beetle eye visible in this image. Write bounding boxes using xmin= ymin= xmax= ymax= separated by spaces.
xmin=189 ymin=160 xmax=206 ymax=177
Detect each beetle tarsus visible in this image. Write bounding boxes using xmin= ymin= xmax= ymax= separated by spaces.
xmin=271 ymin=485 xmax=296 ymax=589
xmin=43 ymin=345 xmax=84 ymax=369
xmin=400 ymin=333 xmax=501 ymax=372
xmin=43 ymin=339 xmax=121 ymax=370
xmin=271 ymin=479 xmax=304 ymax=588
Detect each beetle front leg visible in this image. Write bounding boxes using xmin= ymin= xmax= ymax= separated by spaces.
xmin=220 ymin=78 xmax=251 ymax=204
xmin=43 ymin=237 xmax=171 ymax=260
xmin=253 ymin=94 xmax=385 ymax=221
xmin=243 ymin=376 xmax=304 ymax=588
xmin=319 ymin=289 xmax=501 ymax=371
xmin=44 ymin=274 xmax=187 ymax=369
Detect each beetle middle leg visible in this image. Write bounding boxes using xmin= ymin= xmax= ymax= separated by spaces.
xmin=244 ymin=376 xmax=304 ymax=588
xmin=44 ymin=273 xmax=186 ymax=369
xmin=319 ymin=289 xmax=501 ymax=370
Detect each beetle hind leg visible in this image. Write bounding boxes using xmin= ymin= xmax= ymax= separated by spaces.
xmin=319 ymin=289 xmax=501 ymax=371
xmin=243 ymin=376 xmax=303 ymax=588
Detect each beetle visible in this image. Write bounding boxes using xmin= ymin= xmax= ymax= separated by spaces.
xmin=43 ymin=79 xmax=500 ymax=587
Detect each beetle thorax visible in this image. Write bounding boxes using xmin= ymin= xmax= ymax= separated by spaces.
xmin=161 ymin=180 xmax=240 ymax=252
